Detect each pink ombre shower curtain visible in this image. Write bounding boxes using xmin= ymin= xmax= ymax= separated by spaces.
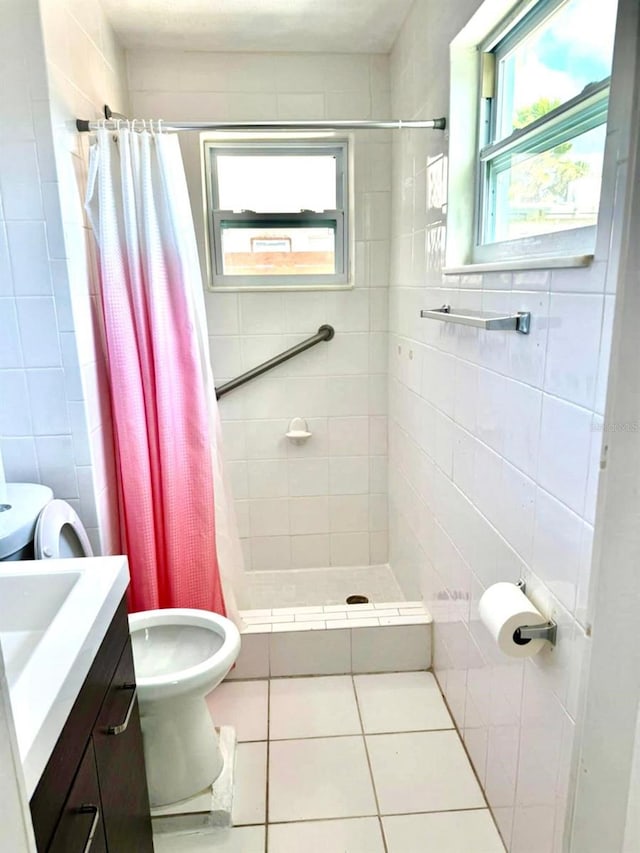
xmin=85 ymin=126 xmax=244 ymax=621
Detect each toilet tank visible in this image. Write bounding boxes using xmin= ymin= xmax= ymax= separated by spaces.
xmin=0 ymin=484 xmax=54 ymax=561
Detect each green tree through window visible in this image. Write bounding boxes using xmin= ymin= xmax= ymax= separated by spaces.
xmin=507 ymin=97 xmax=590 ymax=215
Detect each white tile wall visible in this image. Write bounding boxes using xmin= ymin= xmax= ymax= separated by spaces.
xmin=0 ymin=5 xmax=77 ymax=848
xmin=388 ymin=1 xmax=628 ymax=850
xmin=38 ymin=0 xmax=130 ymax=554
xmin=0 ymin=0 xmax=127 ymax=556
xmin=127 ymin=51 xmax=391 ymax=571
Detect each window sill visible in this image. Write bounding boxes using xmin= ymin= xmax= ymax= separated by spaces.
xmin=443 ymin=254 xmax=593 ymax=275
xmin=208 ymin=282 xmax=354 ymax=292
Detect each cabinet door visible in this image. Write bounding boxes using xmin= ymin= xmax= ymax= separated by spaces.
xmin=92 ymin=638 xmax=153 ymax=853
xmin=31 ymin=602 xmax=130 ymax=852
xmin=48 ymin=740 xmax=107 ymax=853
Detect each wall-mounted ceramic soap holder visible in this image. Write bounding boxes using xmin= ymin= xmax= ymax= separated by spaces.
xmin=286 ymin=417 xmax=312 ymax=443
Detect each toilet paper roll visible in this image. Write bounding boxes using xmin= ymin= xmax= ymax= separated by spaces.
xmin=478 ymin=582 xmax=547 ymax=658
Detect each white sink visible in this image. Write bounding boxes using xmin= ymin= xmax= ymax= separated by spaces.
xmin=0 ymin=556 xmax=129 ymax=797
xmin=0 ymin=571 xmax=81 ymax=686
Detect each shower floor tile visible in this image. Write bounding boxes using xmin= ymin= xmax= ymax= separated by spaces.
xmin=153 ymin=672 xmax=505 ymax=852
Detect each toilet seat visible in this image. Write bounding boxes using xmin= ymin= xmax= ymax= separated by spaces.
xmin=34 ymin=499 xmax=94 ymax=559
xmin=129 ymin=609 xmax=240 ymax=702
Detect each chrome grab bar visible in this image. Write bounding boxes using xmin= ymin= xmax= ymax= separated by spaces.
xmin=420 ymin=305 xmax=531 ymax=334
xmin=215 ymin=325 xmax=335 ymax=399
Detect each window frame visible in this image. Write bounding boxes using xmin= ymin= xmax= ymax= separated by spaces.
xmin=203 ymin=140 xmax=350 ymax=290
xmin=472 ymin=0 xmax=613 ymax=263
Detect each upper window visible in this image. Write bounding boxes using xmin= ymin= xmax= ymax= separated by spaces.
xmin=475 ymin=0 xmax=617 ymax=258
xmin=203 ymin=141 xmax=349 ymax=289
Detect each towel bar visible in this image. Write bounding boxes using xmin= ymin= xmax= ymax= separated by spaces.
xmin=420 ymin=305 xmax=531 ymax=334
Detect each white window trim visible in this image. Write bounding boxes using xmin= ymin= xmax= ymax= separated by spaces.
xmin=201 ymin=134 xmax=354 ymax=292
xmin=446 ymin=0 xmax=609 ymax=270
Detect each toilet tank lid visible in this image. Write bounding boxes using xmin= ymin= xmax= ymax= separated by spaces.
xmin=0 ymin=483 xmax=54 ymax=559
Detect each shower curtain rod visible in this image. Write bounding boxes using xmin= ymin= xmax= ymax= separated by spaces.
xmin=76 ymin=117 xmax=447 ymax=132
xmin=76 ymin=106 xmax=447 ymax=133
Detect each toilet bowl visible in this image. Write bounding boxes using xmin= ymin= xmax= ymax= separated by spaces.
xmin=129 ymin=608 xmax=241 ymax=806
xmin=3 ymin=489 xmax=242 ymax=808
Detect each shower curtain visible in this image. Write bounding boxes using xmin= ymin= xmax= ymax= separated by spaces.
xmin=85 ymin=126 xmax=245 ymax=621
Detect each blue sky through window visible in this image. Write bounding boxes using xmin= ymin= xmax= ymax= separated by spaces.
xmin=498 ymin=0 xmax=617 ymax=137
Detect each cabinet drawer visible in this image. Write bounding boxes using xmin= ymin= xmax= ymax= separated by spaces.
xmin=92 ymin=638 xmax=153 ymax=853
xmin=47 ymin=740 xmax=106 ymax=853
xmin=31 ymin=600 xmax=129 ymax=852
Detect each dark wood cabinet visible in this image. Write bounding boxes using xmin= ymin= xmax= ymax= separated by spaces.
xmin=30 ymin=597 xmax=153 ymax=853
xmin=93 ymin=640 xmax=152 ymax=852
xmin=48 ymin=741 xmax=107 ymax=853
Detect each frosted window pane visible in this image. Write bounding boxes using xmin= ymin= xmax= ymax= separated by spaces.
xmin=217 ymin=155 xmax=337 ymax=212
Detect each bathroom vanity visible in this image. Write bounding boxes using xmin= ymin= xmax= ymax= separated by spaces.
xmin=30 ymin=598 xmax=153 ymax=852
xmin=0 ymin=557 xmax=153 ymax=852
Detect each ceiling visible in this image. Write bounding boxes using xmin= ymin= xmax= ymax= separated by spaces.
xmin=101 ymin=0 xmax=414 ymax=53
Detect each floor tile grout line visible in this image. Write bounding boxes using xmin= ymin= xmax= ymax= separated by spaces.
xmin=264 ymin=805 xmax=492 ymax=825
xmin=230 ymin=668 xmax=436 ymax=683
xmin=260 ymin=725 xmax=457 ymax=744
xmin=377 ymin=814 xmax=387 ymax=851
xmin=264 ymin=677 xmax=271 ymax=853
xmin=351 ymin=673 xmax=389 ymax=853
xmin=430 ymin=670 xmax=507 ymax=851
xmin=156 ymin=672 xmax=502 ymax=850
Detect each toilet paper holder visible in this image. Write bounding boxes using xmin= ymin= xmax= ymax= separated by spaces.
xmin=514 ymin=580 xmax=558 ymax=647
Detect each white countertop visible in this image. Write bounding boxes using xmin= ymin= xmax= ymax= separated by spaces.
xmin=0 ymin=556 xmax=130 ymax=797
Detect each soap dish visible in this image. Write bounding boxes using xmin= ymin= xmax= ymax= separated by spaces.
xmin=286 ymin=417 xmax=312 ymax=442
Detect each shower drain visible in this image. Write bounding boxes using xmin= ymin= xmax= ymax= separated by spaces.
xmin=346 ymin=594 xmax=369 ymax=605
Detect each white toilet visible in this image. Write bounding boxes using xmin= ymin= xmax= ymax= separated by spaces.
xmin=1 ymin=485 xmax=241 ymax=808
xmin=129 ymin=609 xmax=240 ymax=806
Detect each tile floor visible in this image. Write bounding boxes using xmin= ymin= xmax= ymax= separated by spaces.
xmin=154 ymin=672 xmax=505 ymax=852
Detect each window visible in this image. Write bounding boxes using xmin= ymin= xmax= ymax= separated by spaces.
xmin=474 ymin=0 xmax=617 ymax=260
xmin=203 ymin=141 xmax=349 ymax=289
